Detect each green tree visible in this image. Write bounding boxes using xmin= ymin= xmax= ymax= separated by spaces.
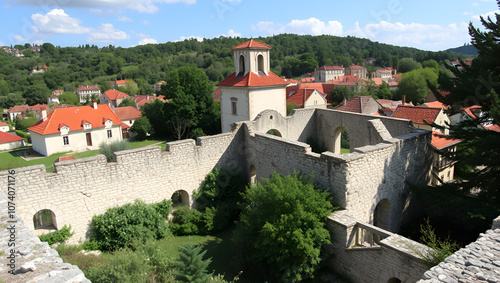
xmin=398 ymin=68 xmax=438 ymax=104
xmin=234 ymin=172 xmax=334 ymax=282
xmin=118 ymin=97 xmax=136 ymax=108
xmin=422 ymin=59 xmax=440 ymax=69
xmin=397 ymin=57 xmax=422 ymax=73
xmin=130 ymin=116 xmax=152 ymax=141
xmin=330 ymin=86 xmax=355 ymax=106
xmin=173 ymin=245 xmax=212 ymax=283
xmin=141 ymin=99 xmax=166 ymax=138
xmin=23 ymin=84 xmax=50 ymax=105
xmin=377 ymin=81 xmax=391 ymax=99
xmin=58 ymin=91 xmax=79 ymax=105
xmin=15 ymin=117 xmax=39 ymax=131
xmin=434 ymin=2 xmax=500 ymax=201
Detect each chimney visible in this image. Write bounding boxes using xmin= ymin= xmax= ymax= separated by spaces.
xmin=402 ymin=95 xmax=406 ymax=105
xmin=41 ymin=110 xmax=47 ymax=121
xmin=92 ymin=101 xmax=98 ymax=109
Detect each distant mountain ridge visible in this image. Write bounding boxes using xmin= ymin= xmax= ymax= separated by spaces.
xmin=445 ymin=44 xmax=478 ymax=56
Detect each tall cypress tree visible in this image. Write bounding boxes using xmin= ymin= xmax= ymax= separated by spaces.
xmin=173 ymin=244 xmax=212 ymax=283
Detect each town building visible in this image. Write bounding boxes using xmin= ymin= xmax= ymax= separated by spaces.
xmin=154 ymin=81 xmax=166 ymax=93
xmin=114 ymin=106 xmax=141 ymax=138
xmin=27 ymin=102 xmax=122 ymax=156
xmin=114 ymin=79 xmax=137 ymax=88
xmin=430 ymin=131 xmax=460 ymax=185
xmin=345 ymin=65 xmax=367 ymax=79
xmin=334 ymin=96 xmax=383 ymax=115
xmin=371 ymin=69 xmax=392 ymax=82
xmin=76 ymin=85 xmax=101 ymax=104
xmin=48 ymin=90 xmax=64 ymax=104
xmin=449 ymin=105 xmax=500 ymax=132
xmin=0 ymin=121 xmax=10 ymax=132
xmin=286 ymin=88 xmax=328 ymax=109
xmin=100 ymin=89 xmax=130 ymax=108
xmin=217 ymin=40 xmax=288 ymax=132
xmin=8 ymin=104 xmax=48 ymax=120
xmin=314 ymin=66 xmax=345 ymax=82
xmin=132 ymin=95 xmax=165 ymax=108
xmin=391 ymin=105 xmax=450 ymax=134
xmin=0 ymin=131 xmax=24 ymax=150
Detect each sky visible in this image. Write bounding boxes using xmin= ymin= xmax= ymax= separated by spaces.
xmin=0 ymin=0 xmax=498 ymax=51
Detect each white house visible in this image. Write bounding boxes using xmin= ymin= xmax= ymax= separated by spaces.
xmin=0 ymin=131 xmax=24 ymax=151
xmin=391 ymin=105 xmax=450 ymax=135
xmin=101 ymin=89 xmax=131 ymax=108
xmin=286 ymin=88 xmax=327 ymax=109
xmin=217 ymin=40 xmax=288 ymax=133
xmin=28 ymin=102 xmax=122 ymax=156
xmin=114 ymin=106 xmax=141 ymax=139
xmin=76 ymin=85 xmax=101 ymax=104
xmin=0 ymin=121 xmax=9 ymax=132
xmin=314 ymin=66 xmax=344 ymax=83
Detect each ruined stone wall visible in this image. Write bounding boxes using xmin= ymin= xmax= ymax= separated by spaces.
xmin=327 ymin=211 xmax=429 ymax=283
xmin=242 ymin=110 xmax=432 ymax=227
xmin=0 ymin=128 xmax=244 ymax=243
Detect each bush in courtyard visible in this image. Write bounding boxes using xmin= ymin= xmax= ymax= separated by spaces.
xmin=153 ymin=199 xmax=173 ymax=219
xmin=169 ymin=205 xmax=203 ymax=236
xmin=89 ymin=200 xmax=170 ymax=251
xmin=130 ymin=116 xmax=152 ymax=141
xmin=173 ymin=244 xmax=212 ymax=283
xmin=234 ymin=172 xmax=334 ymax=282
xmin=415 ymin=218 xmax=460 ymax=267
xmin=38 ymin=225 xmax=74 ymax=245
xmin=99 ymin=140 xmax=130 ymax=162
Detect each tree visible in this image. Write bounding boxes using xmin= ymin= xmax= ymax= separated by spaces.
xmin=118 ymin=97 xmax=136 ymax=108
xmin=397 ymin=57 xmax=422 ymax=73
xmin=23 ymin=84 xmax=50 ymax=105
xmin=234 ymin=172 xmax=334 ymax=282
xmin=434 ymin=2 xmax=500 ymax=201
xmin=58 ymin=91 xmax=79 ymax=105
xmin=377 ymin=81 xmax=391 ymax=99
xmin=15 ymin=117 xmax=39 ymax=131
xmin=173 ymin=245 xmax=212 ymax=283
xmin=130 ymin=117 xmax=152 ymax=141
xmin=422 ymin=59 xmax=440 ymax=69
xmin=330 ymin=86 xmax=355 ymax=106
xmin=397 ymin=68 xmax=438 ymax=104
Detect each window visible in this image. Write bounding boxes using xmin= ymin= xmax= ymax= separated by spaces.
xmin=63 ymin=136 xmax=69 ymax=145
xmin=230 ymin=97 xmax=237 ymax=115
xmin=107 ymin=129 xmax=112 ymax=138
xmin=257 ymin=54 xmax=265 ymax=74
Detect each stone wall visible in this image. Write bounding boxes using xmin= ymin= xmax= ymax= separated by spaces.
xmin=0 ymin=128 xmax=244 ymax=243
xmin=0 ymin=189 xmax=89 ymax=282
xmin=327 ymin=211 xmax=430 ymax=283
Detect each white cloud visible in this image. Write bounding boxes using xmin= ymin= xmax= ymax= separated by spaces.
xmin=87 ymin=23 xmax=130 ymax=43
xmin=138 ymin=37 xmax=158 ymax=45
xmin=176 ymin=36 xmax=204 ymax=42
xmin=9 ymin=0 xmax=197 ymax=13
xmin=143 ymin=20 xmax=150 ymax=25
xmin=0 ymin=41 xmax=4 ymax=46
xmin=218 ymin=29 xmax=241 ymax=37
xmin=472 ymin=10 xmax=500 ymax=20
xmin=253 ymin=18 xmax=343 ymax=36
xmin=30 ymin=9 xmax=90 ymax=35
xmin=89 ymin=9 xmax=115 ymax=16
xmin=118 ymin=16 xmax=133 ymax=22
xmin=346 ymin=21 xmax=470 ymax=51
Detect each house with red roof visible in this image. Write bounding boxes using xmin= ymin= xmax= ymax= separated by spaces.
xmin=213 ymin=88 xmax=221 ymax=102
xmin=450 ymin=105 xmax=500 ymax=132
xmin=391 ymin=105 xmax=450 ymax=134
xmin=334 ymin=96 xmax=383 ymax=115
xmin=8 ymin=104 xmax=48 ymax=120
xmin=286 ymin=88 xmax=327 ymax=109
xmin=0 ymin=121 xmax=10 ymax=132
xmin=48 ymin=90 xmax=64 ymax=104
xmin=154 ymin=81 xmax=166 ymax=93
xmin=345 ymin=65 xmax=367 ymax=79
xmin=314 ymin=65 xmax=345 ymax=82
xmin=217 ymin=40 xmax=288 ymax=132
xmin=100 ymin=89 xmax=131 ymax=108
xmin=27 ymin=102 xmax=123 ymax=156
xmin=76 ymin=85 xmax=101 ymax=104
xmin=0 ymin=131 xmax=24 ymax=151
xmin=114 ymin=106 xmax=142 ymax=138
xmin=132 ymin=95 xmax=166 ymax=108
xmin=114 ymin=79 xmax=137 ymax=88
xmin=371 ymin=69 xmax=392 ymax=82
xmin=430 ymin=131 xmax=460 ymax=185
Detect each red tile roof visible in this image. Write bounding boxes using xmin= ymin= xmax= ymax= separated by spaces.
xmin=28 ymin=104 xmax=121 ymax=135
xmin=154 ymin=81 xmax=166 ymax=86
xmin=0 ymin=121 xmax=8 ymax=127
xmin=114 ymin=106 xmax=141 ymax=121
xmin=347 ymin=65 xmax=365 ymax=70
xmin=217 ymin=71 xmax=287 ymax=87
xmin=52 ymin=90 xmax=64 ymax=96
xmin=431 ymin=131 xmax=460 ymax=150
xmin=317 ymin=66 xmax=344 ymax=70
xmin=121 ymin=122 xmax=130 ymax=130
xmin=31 ymin=104 xmax=47 ymax=111
xmin=54 ymin=156 xmax=76 ymax=162
xmin=0 ymin=131 xmax=24 ymax=144
xmin=132 ymin=95 xmax=165 ymax=107
xmin=423 ymin=101 xmax=450 ymax=110
xmin=115 ymin=79 xmax=135 ymax=85
xmin=104 ymin=89 xmax=130 ymax=101
xmin=232 ymin=39 xmax=271 ymax=50
xmin=8 ymin=104 xmax=30 ymax=113
xmin=77 ymin=85 xmax=100 ymax=91
xmin=334 ymin=96 xmax=379 ymax=113
xmin=286 ymin=89 xmax=327 ymax=107
xmin=483 ymin=124 xmax=500 ymax=132
xmin=391 ymin=105 xmax=442 ymax=125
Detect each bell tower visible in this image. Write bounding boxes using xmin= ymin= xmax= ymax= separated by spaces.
xmin=217 ymin=40 xmax=287 ymax=133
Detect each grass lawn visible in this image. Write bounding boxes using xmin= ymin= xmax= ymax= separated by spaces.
xmin=341 ymin=148 xmax=350 ymax=154
xmin=0 ymin=139 xmax=166 ymax=172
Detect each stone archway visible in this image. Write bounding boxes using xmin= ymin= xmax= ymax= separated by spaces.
xmin=387 ymin=277 xmax=402 ymax=283
xmin=171 ymin=190 xmax=190 ymax=207
xmin=266 ymin=129 xmax=282 ymax=137
xmin=374 ymin=198 xmax=391 ymax=231
xmin=249 ymin=165 xmax=257 ymax=184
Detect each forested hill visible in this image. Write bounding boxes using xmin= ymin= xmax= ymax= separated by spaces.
xmin=444 ymin=44 xmax=479 ymax=56
xmin=0 ymin=34 xmax=467 ymax=107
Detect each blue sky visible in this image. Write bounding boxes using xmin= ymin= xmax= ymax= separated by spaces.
xmin=0 ymin=0 xmax=498 ymax=51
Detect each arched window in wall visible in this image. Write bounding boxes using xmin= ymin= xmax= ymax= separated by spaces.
xmin=33 ymin=209 xmax=57 ymax=230
xmin=230 ymin=97 xmax=237 ymax=115
xmin=257 ymin=54 xmax=265 ymax=75
xmin=239 ymin=55 xmax=245 ymax=75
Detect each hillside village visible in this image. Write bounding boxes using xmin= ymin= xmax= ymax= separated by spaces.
xmin=0 ymin=32 xmax=499 ymax=283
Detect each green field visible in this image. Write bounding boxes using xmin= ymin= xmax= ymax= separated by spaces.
xmin=0 ymin=139 xmax=166 ymax=172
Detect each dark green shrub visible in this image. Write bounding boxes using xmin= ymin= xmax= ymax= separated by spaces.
xmin=89 ymin=200 xmax=169 ymax=251
xmin=169 ymin=206 xmax=203 ymax=236
xmin=38 ymin=225 xmax=74 ymax=245
xmin=153 ymin=199 xmax=173 ymax=219
xmin=81 ymin=240 xmax=101 ymax=251
xmin=54 ymin=243 xmax=83 ymax=257
xmin=173 ymin=244 xmax=212 ymax=283
xmin=99 ymin=140 xmax=130 ymax=162
xmin=415 ymin=218 xmax=460 ymax=267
